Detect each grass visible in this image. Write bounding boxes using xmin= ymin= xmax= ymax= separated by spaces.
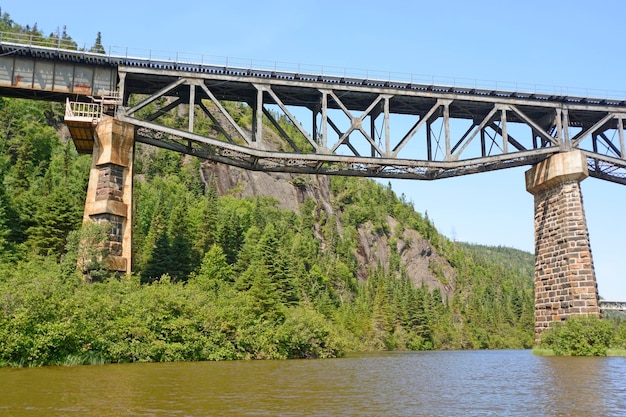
xmin=533 ymin=347 xmax=626 ymax=357
xmin=531 ymin=348 xmax=555 ymax=356
xmin=607 ymin=348 xmax=626 ymax=357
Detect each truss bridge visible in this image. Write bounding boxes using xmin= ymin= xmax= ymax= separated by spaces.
xmin=0 ymin=31 xmax=623 ymax=337
xmin=599 ymin=301 xmax=626 ymax=313
xmin=0 ymin=32 xmax=625 ymax=183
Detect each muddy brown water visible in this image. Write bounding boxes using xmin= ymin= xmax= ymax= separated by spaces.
xmin=0 ymin=350 xmax=624 ymax=416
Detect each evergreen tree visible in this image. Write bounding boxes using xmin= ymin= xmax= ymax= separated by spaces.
xmin=27 ymin=189 xmax=79 ymax=257
xmin=142 ymin=228 xmax=172 ymax=283
xmin=90 ymin=31 xmax=105 ymax=54
xmin=193 ymin=176 xmax=219 ymax=258
xmin=193 ymin=244 xmax=234 ymax=293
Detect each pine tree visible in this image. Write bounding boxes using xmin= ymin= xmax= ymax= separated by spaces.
xmin=167 ymin=200 xmax=194 ymax=280
xmin=90 ymin=31 xmax=105 ymax=54
xmin=142 ymin=229 xmax=172 ymax=283
xmin=194 ymin=176 xmax=219 ymax=258
xmin=27 ymin=187 xmax=80 ymax=257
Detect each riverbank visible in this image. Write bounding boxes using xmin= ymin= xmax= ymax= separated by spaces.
xmin=533 ymin=348 xmax=626 ymax=357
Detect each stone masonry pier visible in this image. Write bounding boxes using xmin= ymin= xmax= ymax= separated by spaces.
xmin=525 ymin=150 xmax=600 ymax=340
xmin=83 ymin=117 xmax=134 ymax=273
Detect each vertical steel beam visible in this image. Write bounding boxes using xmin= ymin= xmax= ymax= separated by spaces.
xmin=481 ymin=129 xmax=486 ymax=157
xmin=118 ymin=72 xmax=127 ymax=108
xmin=188 ymin=84 xmax=195 ymax=133
xmin=321 ymin=90 xmax=328 ymax=152
xmin=312 ymin=107 xmax=318 ymax=146
xmin=370 ymin=114 xmax=376 ymax=157
xmin=555 ymin=108 xmax=563 ymax=146
xmin=619 ymin=116 xmax=625 ymax=157
xmin=384 ymin=96 xmax=390 ymax=157
xmin=426 ymin=120 xmax=432 ymax=161
xmin=562 ymin=109 xmax=571 ymax=150
xmin=254 ymin=88 xmax=263 ymax=147
xmin=501 ymin=107 xmax=508 ymax=154
xmin=443 ymin=101 xmax=450 ymax=160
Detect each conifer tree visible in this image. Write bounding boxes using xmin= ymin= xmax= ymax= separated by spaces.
xmin=90 ymin=31 xmax=105 ymax=54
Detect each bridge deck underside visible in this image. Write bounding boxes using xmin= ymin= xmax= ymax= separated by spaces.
xmin=119 ymin=67 xmax=626 ymax=183
xmin=0 ymin=40 xmax=625 ymax=183
xmin=65 ymin=119 xmax=96 ymax=154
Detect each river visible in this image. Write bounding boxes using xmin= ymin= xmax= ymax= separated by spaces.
xmin=0 ymin=350 xmax=624 ymax=416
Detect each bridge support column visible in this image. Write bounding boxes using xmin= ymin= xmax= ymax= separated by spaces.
xmin=83 ymin=116 xmax=134 ymax=274
xmin=525 ymin=150 xmax=599 ymax=340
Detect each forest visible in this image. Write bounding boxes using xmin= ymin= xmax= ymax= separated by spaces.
xmin=0 ymin=11 xmax=620 ymax=366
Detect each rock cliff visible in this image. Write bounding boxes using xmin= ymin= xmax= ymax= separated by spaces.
xmin=200 ymin=162 xmax=455 ymax=299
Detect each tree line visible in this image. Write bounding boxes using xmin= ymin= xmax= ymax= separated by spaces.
xmin=0 ymin=12 xmax=545 ymax=366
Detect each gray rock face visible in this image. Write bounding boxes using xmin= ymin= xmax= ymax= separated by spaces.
xmin=201 ymin=162 xmax=454 ymax=299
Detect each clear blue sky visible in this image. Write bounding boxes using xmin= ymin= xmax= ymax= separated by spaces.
xmin=4 ymin=0 xmax=625 ymax=299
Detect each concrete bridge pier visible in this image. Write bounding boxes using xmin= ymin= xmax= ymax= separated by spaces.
xmin=525 ymin=150 xmax=600 ymax=340
xmin=82 ymin=116 xmax=134 ymax=274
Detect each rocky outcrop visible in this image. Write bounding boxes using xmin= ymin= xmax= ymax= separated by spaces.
xmin=200 ymin=162 xmax=455 ymax=299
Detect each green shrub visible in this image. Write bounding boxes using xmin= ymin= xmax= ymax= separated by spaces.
xmin=540 ymin=316 xmax=614 ymax=356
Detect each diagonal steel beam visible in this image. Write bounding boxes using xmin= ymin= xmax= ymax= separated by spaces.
xmin=452 ymin=105 xmax=500 ymax=160
xmin=124 ymin=77 xmax=187 ymax=116
xmin=451 ymin=123 xmax=477 ymax=155
xmin=259 ymin=84 xmax=319 ymax=152
xmin=262 ymin=107 xmax=302 ymax=152
xmin=489 ymin=122 xmax=527 ymax=151
xmin=356 ymin=124 xmax=384 ymax=156
xmin=571 ymin=112 xmax=615 ymax=148
xmin=508 ymin=105 xmax=558 ymax=146
xmin=598 ymin=131 xmax=622 ymax=157
xmin=330 ymin=127 xmax=356 ymax=153
xmin=356 ymin=95 xmax=388 ymax=156
xmin=326 ymin=91 xmax=386 ymax=155
xmin=392 ymin=99 xmax=448 ymax=157
xmin=198 ymin=82 xmax=251 ymax=145
xmin=146 ymin=97 xmax=184 ymax=121
xmin=328 ymin=90 xmax=354 ymax=120
xmin=198 ymin=101 xmax=235 ymax=144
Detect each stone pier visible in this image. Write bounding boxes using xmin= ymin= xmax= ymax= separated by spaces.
xmin=83 ymin=117 xmax=134 ymax=273
xmin=525 ymin=150 xmax=600 ymax=340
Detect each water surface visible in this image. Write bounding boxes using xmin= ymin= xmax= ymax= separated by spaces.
xmin=1 ymin=350 xmax=624 ymax=416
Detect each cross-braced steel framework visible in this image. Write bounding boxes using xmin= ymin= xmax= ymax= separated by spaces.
xmin=0 ymin=34 xmax=624 ymax=184
xmin=116 ymin=64 xmax=626 ymax=184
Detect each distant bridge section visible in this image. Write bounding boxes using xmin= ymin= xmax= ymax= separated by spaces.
xmin=599 ymin=301 xmax=626 ymax=312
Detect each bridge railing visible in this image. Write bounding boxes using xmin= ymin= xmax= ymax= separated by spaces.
xmin=2 ymin=31 xmax=625 ymax=101
xmin=65 ymin=99 xmax=102 ymax=122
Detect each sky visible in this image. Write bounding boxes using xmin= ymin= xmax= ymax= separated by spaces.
xmin=3 ymin=0 xmax=625 ymax=299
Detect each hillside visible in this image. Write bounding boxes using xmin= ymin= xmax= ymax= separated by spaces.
xmin=0 ymin=13 xmax=535 ymax=366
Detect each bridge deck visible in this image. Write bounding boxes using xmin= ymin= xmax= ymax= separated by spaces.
xmin=0 ymin=35 xmax=625 ymax=183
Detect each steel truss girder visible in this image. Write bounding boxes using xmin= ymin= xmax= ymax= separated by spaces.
xmin=125 ymin=116 xmax=554 ymax=180
xmin=599 ymin=300 xmax=626 ymax=312
xmin=118 ymin=68 xmax=626 ymax=184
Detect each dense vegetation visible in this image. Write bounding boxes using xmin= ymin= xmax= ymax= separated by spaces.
xmin=538 ymin=316 xmax=626 ymax=356
xmin=1 ymin=11 xmax=604 ymax=366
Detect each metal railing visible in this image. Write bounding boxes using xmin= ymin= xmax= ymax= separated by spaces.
xmin=2 ymin=30 xmax=626 ymax=101
xmin=65 ymin=99 xmax=102 ymax=121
